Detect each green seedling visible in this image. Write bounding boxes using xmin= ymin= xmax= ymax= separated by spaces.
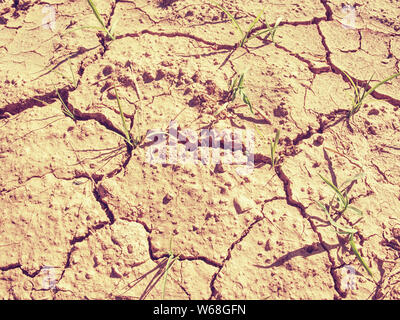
xmin=316 ymin=173 xmax=375 ymax=281
xmin=114 ymin=87 xmax=143 ymax=148
xmin=213 ymin=70 xmax=270 ymax=124
xmin=342 ymin=70 xmax=400 ymax=118
xmin=262 ymin=15 xmax=282 ymax=43
xmin=318 ymin=172 xmax=364 ymax=215
xmin=56 ymin=89 xmax=75 ymax=120
xmin=161 ymin=237 xmax=180 ymax=300
xmin=270 ymin=129 xmax=280 ymax=169
xmin=253 ymin=125 xmax=282 ymax=170
xmin=119 ymin=237 xmax=180 ymax=300
xmin=66 ymin=0 xmax=117 ymax=40
xmin=87 ymin=0 xmax=116 ymax=40
xmin=211 ymin=1 xmax=282 ymax=47
xmin=228 ymin=72 xmax=254 ymax=113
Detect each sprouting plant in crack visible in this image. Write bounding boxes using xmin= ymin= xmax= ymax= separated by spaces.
xmin=87 ymin=0 xmax=117 ymax=40
xmin=270 ymin=129 xmax=280 ymax=169
xmin=114 ymin=86 xmax=144 ymax=148
xmin=160 ymin=237 xmax=180 ymax=300
xmin=118 ymin=237 xmax=180 ymax=300
xmin=315 ymin=172 xmax=375 ymax=282
xmin=210 ymin=1 xmax=282 ymax=47
xmin=56 ymin=88 xmax=75 ymax=120
xmin=228 ymin=72 xmax=254 ymax=114
xmin=66 ymin=0 xmax=117 ymax=40
xmin=341 ymin=69 xmax=400 ymax=119
xmin=213 ymin=70 xmax=270 ymax=124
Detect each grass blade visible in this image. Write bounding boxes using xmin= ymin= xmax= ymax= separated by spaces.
xmin=68 ymin=58 xmax=77 ymax=88
xmin=241 ymin=10 xmax=263 ymax=46
xmin=56 ymin=89 xmax=75 ymax=120
xmin=340 ymin=172 xmax=365 ymax=188
xmin=161 ymin=255 xmax=179 ymax=300
xmin=114 ymin=87 xmax=132 ymax=146
xmin=87 ymin=0 xmax=115 ymax=40
xmin=211 ymin=1 xmax=243 ymax=37
xmin=270 ymin=129 xmax=280 ymax=168
xmin=348 ymin=205 xmax=363 ymax=216
xmin=270 ymin=17 xmax=282 ymax=41
xmin=249 ymin=16 xmax=282 ymax=42
xmin=349 ymin=234 xmax=375 ymax=280
xmin=316 ymin=201 xmax=357 ymax=234
xmin=364 ymin=72 xmax=400 ymax=100
xmin=318 ymin=174 xmax=347 ymax=209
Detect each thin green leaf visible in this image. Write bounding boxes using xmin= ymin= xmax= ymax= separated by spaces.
xmin=364 ymin=72 xmax=400 ymax=100
xmin=56 ymin=89 xmax=75 ymax=120
xmin=342 ymin=70 xmax=360 ymax=103
xmin=211 ymin=1 xmax=243 ymax=37
xmin=270 ymin=129 xmax=280 ymax=168
xmin=349 ymin=234 xmax=375 ymax=280
xmin=250 ymin=28 xmax=272 ymax=39
xmin=109 ymin=17 xmax=120 ymax=36
xmin=348 ymin=205 xmax=363 ymax=216
xmin=270 ymin=17 xmax=282 ymax=41
xmin=246 ymin=11 xmax=263 ymax=36
xmin=62 ymin=25 xmax=104 ymax=35
xmin=241 ymin=10 xmax=263 ymax=45
xmin=242 ymin=93 xmax=253 ymax=113
xmin=87 ymin=0 xmax=115 ymax=40
xmin=161 ymin=254 xmax=176 ymax=300
xmin=318 ymin=174 xmax=347 ymax=208
xmin=68 ymin=58 xmax=77 ymax=88
xmin=316 ymin=201 xmax=357 ymax=234
xmin=114 ymin=87 xmax=132 ymax=145
xmin=238 ymin=73 xmax=245 ymax=88
xmin=340 ymin=172 xmax=365 ymax=188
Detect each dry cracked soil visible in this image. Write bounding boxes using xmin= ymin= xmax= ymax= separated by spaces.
xmin=1 ymin=0 xmax=400 ymax=300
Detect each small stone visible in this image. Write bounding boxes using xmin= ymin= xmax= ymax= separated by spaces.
xmin=368 ymin=108 xmax=379 ymax=116
xmin=102 ymin=65 xmax=113 ymax=76
xmin=214 ymin=163 xmax=225 ymax=173
xmin=265 ymin=239 xmax=272 ymax=251
xmin=110 ymin=266 xmax=123 ymax=278
xmin=142 ymin=71 xmax=154 ymax=83
xmin=127 ymin=244 xmax=133 ymax=254
xmin=273 ymin=106 xmax=288 ymax=118
xmin=163 ymin=193 xmax=173 ymax=204
xmin=191 ymin=72 xmax=200 ymax=83
xmin=85 ymin=272 xmax=93 ymax=280
xmin=392 ymin=227 xmax=400 ymax=240
xmin=233 ymin=195 xmax=256 ymax=214
xmin=367 ymin=126 xmax=377 ymax=135
xmin=155 ymin=69 xmax=165 ymax=81
xmin=313 ymin=135 xmax=324 ymax=147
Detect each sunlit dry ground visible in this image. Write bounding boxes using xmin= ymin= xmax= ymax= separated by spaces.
xmin=0 ymin=0 xmax=400 ymax=299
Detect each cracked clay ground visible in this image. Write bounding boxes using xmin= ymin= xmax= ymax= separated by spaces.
xmin=1 ymin=0 xmax=400 ymax=300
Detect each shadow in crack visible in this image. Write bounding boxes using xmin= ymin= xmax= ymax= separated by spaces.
xmin=231 ymin=108 xmax=271 ymax=125
xmin=177 ymin=49 xmax=232 ymax=59
xmin=32 ymin=45 xmax=101 ymax=81
xmin=254 ymin=242 xmax=340 ymax=269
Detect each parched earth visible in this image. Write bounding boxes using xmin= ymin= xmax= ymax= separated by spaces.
xmin=0 ymin=0 xmax=400 ymax=300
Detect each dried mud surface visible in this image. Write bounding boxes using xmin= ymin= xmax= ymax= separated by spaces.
xmin=1 ymin=0 xmax=400 ymax=300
